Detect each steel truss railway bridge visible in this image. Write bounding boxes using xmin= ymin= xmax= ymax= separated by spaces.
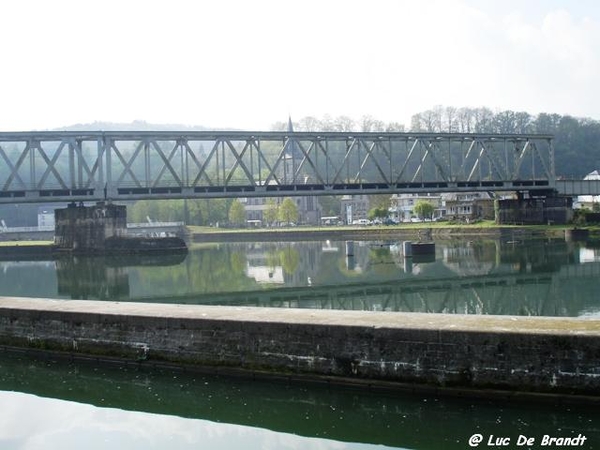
xmin=0 ymin=130 xmax=597 ymax=204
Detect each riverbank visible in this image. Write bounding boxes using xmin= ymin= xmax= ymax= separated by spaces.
xmin=189 ymin=222 xmax=591 ymax=243
xmin=1 ymin=223 xmax=596 ymax=253
xmin=1 ymin=297 xmax=599 ymax=402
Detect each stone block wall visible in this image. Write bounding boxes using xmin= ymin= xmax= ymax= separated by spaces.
xmin=1 ymin=299 xmax=599 ymax=396
xmin=496 ymin=197 xmax=573 ymax=225
xmin=54 ymin=203 xmax=127 ymax=250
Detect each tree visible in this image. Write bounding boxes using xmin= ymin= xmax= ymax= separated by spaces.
xmin=333 ymin=116 xmax=356 ymax=131
xmin=385 ymin=121 xmax=405 ymax=132
xmin=263 ymin=198 xmax=279 ymax=226
xmin=368 ymin=195 xmax=391 ymax=221
xmin=228 ymin=200 xmax=246 ymax=227
xmin=278 ymin=197 xmax=299 ymax=225
xmin=360 ymin=115 xmax=385 ymax=132
xmin=413 ymin=200 xmax=435 ymax=220
xmin=298 ymin=116 xmax=321 ymax=131
xmin=368 ymin=207 xmax=388 ymax=221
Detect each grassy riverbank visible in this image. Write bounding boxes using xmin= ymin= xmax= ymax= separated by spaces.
xmin=2 ymin=222 xmax=599 ymax=249
xmin=0 ymin=240 xmax=53 ymax=247
xmin=188 ymin=221 xmax=600 ymax=242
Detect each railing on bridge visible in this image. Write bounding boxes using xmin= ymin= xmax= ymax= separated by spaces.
xmin=0 ymin=131 xmax=556 ymax=203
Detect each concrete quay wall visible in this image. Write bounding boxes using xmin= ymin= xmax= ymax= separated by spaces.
xmin=1 ymin=297 xmax=599 ymax=397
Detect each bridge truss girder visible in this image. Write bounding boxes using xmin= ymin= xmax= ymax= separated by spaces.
xmin=0 ymin=131 xmax=555 ymax=203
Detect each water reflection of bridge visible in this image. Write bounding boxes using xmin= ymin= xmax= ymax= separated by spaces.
xmin=2 ymin=239 xmax=597 ymax=316
xmin=132 ymin=261 xmax=600 ymax=317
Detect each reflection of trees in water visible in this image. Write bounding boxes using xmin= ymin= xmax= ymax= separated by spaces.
xmin=55 ymin=253 xmax=188 ymax=300
xmin=129 ymin=245 xmax=258 ymax=298
xmin=366 ymin=246 xmax=405 ymax=278
xmin=246 ymin=242 xmax=321 ymax=284
xmin=229 ymin=251 xmax=246 ymax=274
xmin=15 ymin=238 xmax=600 ymax=316
xmin=268 ymin=238 xmax=599 ymax=316
xmin=279 ymin=246 xmax=299 ymax=274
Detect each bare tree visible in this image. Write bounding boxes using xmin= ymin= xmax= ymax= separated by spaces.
xmin=444 ymin=106 xmax=458 ymax=133
xmin=514 ymin=111 xmax=532 ymax=133
xmin=298 ymin=116 xmax=322 ymax=131
xmin=493 ymin=110 xmax=516 ymax=133
xmin=456 ymin=107 xmax=475 ymax=133
xmin=333 ymin=116 xmax=356 ymax=132
xmin=420 ymin=108 xmax=442 ymax=132
xmin=410 ymin=113 xmax=424 ymax=131
xmin=385 ymin=121 xmax=405 ymax=132
xmin=360 ymin=115 xmax=385 ymax=132
xmin=473 ymin=107 xmax=494 ymax=133
xmin=270 ymin=121 xmax=288 ymax=131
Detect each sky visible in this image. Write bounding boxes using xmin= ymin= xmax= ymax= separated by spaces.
xmin=1 ymin=0 xmax=600 ymax=131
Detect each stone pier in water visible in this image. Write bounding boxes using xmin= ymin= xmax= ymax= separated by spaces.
xmin=54 ymin=202 xmax=127 ymax=252
xmin=53 ymin=202 xmax=187 ymax=254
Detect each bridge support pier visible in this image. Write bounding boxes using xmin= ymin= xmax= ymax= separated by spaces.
xmin=495 ymin=195 xmax=573 ymax=225
xmin=54 ymin=202 xmax=127 ymax=251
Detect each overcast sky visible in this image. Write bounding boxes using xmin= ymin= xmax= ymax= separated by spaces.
xmin=1 ymin=0 xmax=599 ymax=131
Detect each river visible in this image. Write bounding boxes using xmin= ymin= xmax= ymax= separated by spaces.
xmin=0 ymin=237 xmax=599 ymax=316
xmin=0 ymin=349 xmax=599 ymax=450
xmin=0 ymin=236 xmax=599 ymax=449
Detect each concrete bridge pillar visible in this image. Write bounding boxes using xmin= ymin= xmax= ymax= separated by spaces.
xmin=54 ymin=202 xmax=127 ymax=251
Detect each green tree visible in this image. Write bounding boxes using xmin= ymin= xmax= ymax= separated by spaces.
xmin=413 ymin=200 xmax=435 ymax=219
xmin=263 ymin=199 xmax=279 ymax=226
xmin=278 ymin=197 xmax=299 ymax=225
xmin=128 ymin=199 xmax=185 ymax=223
xmin=228 ymin=200 xmax=246 ymax=227
xmin=367 ymin=207 xmax=388 ymax=221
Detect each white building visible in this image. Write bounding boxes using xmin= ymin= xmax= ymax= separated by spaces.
xmin=240 ymin=195 xmax=321 ymax=226
xmin=340 ymin=195 xmax=370 ymax=224
xmin=575 ymin=170 xmax=600 ymax=209
xmin=37 ymin=207 xmax=55 ymax=228
xmin=442 ymin=192 xmax=495 ymax=220
xmin=389 ymin=193 xmax=444 ymax=221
